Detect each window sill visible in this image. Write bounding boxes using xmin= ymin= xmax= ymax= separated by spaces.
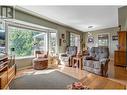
xmin=15 ymin=56 xmax=35 ymax=60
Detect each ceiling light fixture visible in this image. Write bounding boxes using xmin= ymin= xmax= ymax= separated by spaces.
xmin=88 ymin=26 xmax=93 ymax=28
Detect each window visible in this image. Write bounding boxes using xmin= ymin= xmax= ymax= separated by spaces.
xmin=0 ymin=21 xmax=6 ymax=53
xmin=70 ymin=33 xmax=80 ymax=52
xmin=7 ymin=20 xmax=58 ymax=58
xmin=8 ymin=26 xmax=47 ymax=57
xmin=49 ymin=32 xmax=57 ymax=54
xmin=98 ymin=34 xmax=109 ymax=47
xmin=33 ymin=32 xmax=47 ymax=52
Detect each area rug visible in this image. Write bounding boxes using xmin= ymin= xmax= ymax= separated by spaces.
xmin=9 ymin=70 xmax=79 ymax=89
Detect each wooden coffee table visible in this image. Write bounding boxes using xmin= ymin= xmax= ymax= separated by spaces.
xmin=80 ymin=73 xmax=126 ymax=89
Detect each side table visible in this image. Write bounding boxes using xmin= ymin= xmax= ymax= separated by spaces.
xmin=48 ymin=55 xmax=59 ymax=68
xmin=72 ymin=56 xmax=83 ymax=70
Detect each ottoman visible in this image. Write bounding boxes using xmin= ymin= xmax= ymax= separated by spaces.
xmin=33 ymin=58 xmax=48 ymax=70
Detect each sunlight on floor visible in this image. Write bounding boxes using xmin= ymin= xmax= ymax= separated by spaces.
xmin=23 ymin=69 xmax=56 ymax=75
xmin=57 ymin=65 xmax=89 ymax=80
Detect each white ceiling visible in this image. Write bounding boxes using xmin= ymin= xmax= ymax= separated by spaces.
xmin=18 ymin=6 xmax=119 ymax=32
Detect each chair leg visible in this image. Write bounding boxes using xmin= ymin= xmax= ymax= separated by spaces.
xmin=69 ymin=58 xmax=72 ymax=67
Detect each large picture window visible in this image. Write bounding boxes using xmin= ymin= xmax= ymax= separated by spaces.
xmin=6 ymin=20 xmax=58 ymax=58
xmin=8 ymin=26 xmax=48 ymax=57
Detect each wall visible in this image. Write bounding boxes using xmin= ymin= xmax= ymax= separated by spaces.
xmin=15 ymin=57 xmax=34 ymax=70
xmin=14 ymin=9 xmax=83 ymax=69
xmin=83 ymin=27 xmax=118 ymax=58
xmin=15 ymin=9 xmax=83 ymax=53
xmin=118 ymin=6 xmax=127 ymax=31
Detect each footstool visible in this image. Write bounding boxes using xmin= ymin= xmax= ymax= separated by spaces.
xmin=33 ymin=58 xmax=48 ymax=70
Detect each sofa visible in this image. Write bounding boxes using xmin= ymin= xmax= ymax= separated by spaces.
xmin=83 ymin=46 xmax=110 ymax=76
xmin=59 ymin=46 xmax=77 ymax=66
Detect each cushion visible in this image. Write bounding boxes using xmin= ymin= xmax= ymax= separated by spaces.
xmin=93 ymin=54 xmax=100 ymax=61
xmin=84 ymin=60 xmax=94 ymax=68
xmin=61 ymin=54 xmax=68 ymax=57
xmin=93 ymin=61 xmax=101 ymax=69
xmin=84 ymin=60 xmax=101 ymax=69
xmin=37 ymin=54 xmax=47 ymax=58
xmin=90 ymin=53 xmax=96 ymax=58
xmin=33 ymin=58 xmax=48 ymax=61
xmin=85 ymin=56 xmax=93 ymax=60
xmin=100 ymin=53 xmax=108 ymax=59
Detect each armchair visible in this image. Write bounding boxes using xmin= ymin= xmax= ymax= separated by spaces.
xmin=59 ymin=46 xmax=77 ymax=66
xmin=32 ymin=51 xmax=48 ymax=70
xmin=83 ymin=46 xmax=110 ymax=76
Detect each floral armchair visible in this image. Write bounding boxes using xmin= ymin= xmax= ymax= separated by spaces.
xmin=83 ymin=46 xmax=110 ymax=76
xmin=59 ymin=46 xmax=77 ymax=66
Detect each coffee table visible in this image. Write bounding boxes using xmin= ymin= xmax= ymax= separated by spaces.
xmin=80 ymin=73 xmax=126 ymax=89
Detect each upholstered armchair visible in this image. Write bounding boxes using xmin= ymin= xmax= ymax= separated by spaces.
xmin=83 ymin=47 xmax=110 ymax=76
xmin=32 ymin=51 xmax=48 ymax=70
xmin=59 ymin=46 xmax=77 ymax=66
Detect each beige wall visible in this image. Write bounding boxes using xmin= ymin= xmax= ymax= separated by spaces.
xmin=118 ymin=6 xmax=127 ymax=31
xmin=14 ymin=9 xmax=83 ymax=69
xmin=15 ymin=9 xmax=83 ymax=53
xmin=83 ymin=27 xmax=118 ymax=58
xmin=15 ymin=57 xmax=34 ymax=70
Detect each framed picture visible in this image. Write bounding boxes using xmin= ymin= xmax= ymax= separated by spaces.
xmin=88 ymin=36 xmax=94 ymax=43
xmin=59 ymin=39 xmax=62 ymax=46
xmin=63 ymin=40 xmax=66 ymax=43
xmin=61 ymin=34 xmax=65 ymax=39
xmin=112 ymin=35 xmax=118 ymax=41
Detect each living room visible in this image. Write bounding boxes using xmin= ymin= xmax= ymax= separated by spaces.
xmin=0 ymin=5 xmax=127 ymax=90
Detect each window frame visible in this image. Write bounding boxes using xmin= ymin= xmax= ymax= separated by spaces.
xmin=70 ymin=32 xmax=81 ymax=52
xmin=97 ymin=33 xmax=110 ymax=47
xmin=6 ymin=20 xmax=58 ymax=58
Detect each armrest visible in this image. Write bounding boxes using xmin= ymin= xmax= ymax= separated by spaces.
xmin=83 ymin=56 xmax=93 ymax=60
xmin=59 ymin=53 xmax=68 ymax=57
xmin=100 ymin=58 xmax=110 ymax=76
xmin=99 ymin=58 xmax=110 ymax=65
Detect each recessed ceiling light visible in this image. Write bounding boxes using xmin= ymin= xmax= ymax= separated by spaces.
xmin=88 ymin=26 xmax=93 ymax=28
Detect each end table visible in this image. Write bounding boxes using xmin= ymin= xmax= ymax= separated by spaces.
xmin=72 ymin=56 xmax=83 ymax=70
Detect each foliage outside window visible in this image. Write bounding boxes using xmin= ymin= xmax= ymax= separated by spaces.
xmin=8 ymin=26 xmax=47 ymax=57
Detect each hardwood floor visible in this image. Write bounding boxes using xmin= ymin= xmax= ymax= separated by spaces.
xmin=108 ymin=59 xmax=127 ymax=85
xmin=15 ymin=59 xmax=127 ymax=89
